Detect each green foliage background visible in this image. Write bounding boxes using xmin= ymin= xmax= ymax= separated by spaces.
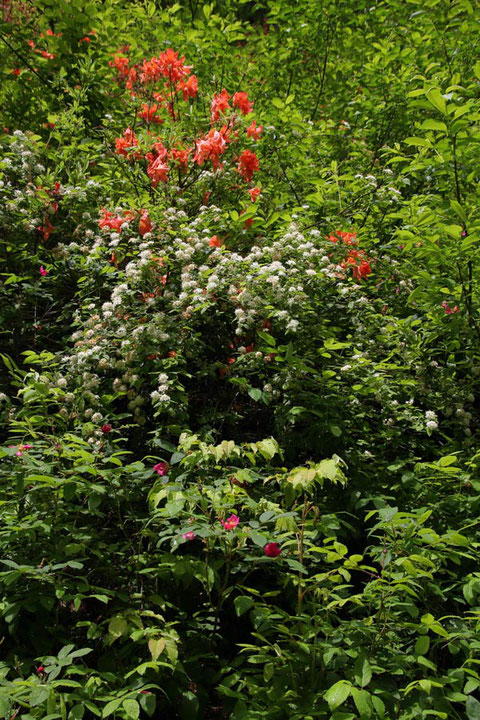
xmin=1 ymin=0 xmax=480 ymax=718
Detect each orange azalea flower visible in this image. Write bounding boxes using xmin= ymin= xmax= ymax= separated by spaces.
xmin=178 ymin=74 xmax=198 ymax=101
xmin=146 ymin=155 xmax=168 ymax=185
xmin=115 ymin=128 xmax=140 ymax=159
xmin=169 ymin=147 xmax=190 ymax=170
xmin=109 ymin=54 xmax=130 ymax=80
xmin=246 ymin=120 xmax=262 ymax=140
xmin=141 ymin=48 xmax=192 ymax=85
xmin=210 ymin=89 xmax=230 ymax=123
xmin=237 ymin=149 xmax=259 ymax=182
xmin=99 ymin=209 xmax=124 ymax=232
xmin=232 ymin=91 xmax=253 ymax=115
xmin=353 ymin=260 xmax=372 ymax=279
xmin=139 ymin=103 xmax=164 ymax=125
xmin=194 ymin=126 xmax=230 ymax=170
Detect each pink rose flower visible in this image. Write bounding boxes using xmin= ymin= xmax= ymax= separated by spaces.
xmin=441 ymin=301 xmax=459 ymax=315
xmin=182 ymin=531 xmax=195 ymax=541
xmin=221 ymin=514 xmax=239 ymax=531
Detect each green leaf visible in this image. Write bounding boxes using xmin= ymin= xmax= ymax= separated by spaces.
xmin=139 ymin=693 xmax=156 ymax=717
xmin=0 ymin=696 xmax=10 ymax=718
xmin=248 ymin=387 xmax=263 ymax=402
xmin=405 ymin=137 xmax=431 ymax=147
xmin=324 ymin=681 xmax=352 ymax=710
xmin=421 ymin=119 xmax=447 ymax=132
xmin=148 ymin=637 xmax=165 ymax=660
xmin=256 ymin=438 xmax=278 ymax=459
xmin=466 ymin=697 xmax=480 ymax=720
xmin=30 ymin=687 xmax=51 ymax=707
xmin=354 ymin=654 xmax=372 ymax=687
xmin=249 ymin=530 xmax=268 ymax=547
xmin=351 ymin=688 xmax=372 ymax=718
xmin=179 ymin=690 xmax=199 ymax=720
xmin=122 ymin=699 xmax=140 ymax=720
xmin=69 ymin=705 xmax=85 ymax=720
xmin=108 ymin=616 xmax=127 ymax=640
xmin=324 ymin=338 xmax=351 ymax=350
xmin=69 ymin=647 xmax=92 ymax=659
xmin=415 ymin=635 xmax=430 ymax=655
xmin=257 ymin=330 xmax=276 ymax=346
xmin=426 ymin=88 xmax=447 ymax=115
xmin=231 ymin=700 xmax=248 ymax=719
xmin=371 ymin=696 xmax=385 ymax=718
xmin=234 ymin=595 xmax=254 ymax=616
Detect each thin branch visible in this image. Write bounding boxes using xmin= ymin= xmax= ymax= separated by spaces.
xmin=0 ymin=30 xmax=52 ymax=90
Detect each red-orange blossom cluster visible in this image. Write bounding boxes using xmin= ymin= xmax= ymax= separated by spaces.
xmin=109 ymin=47 xmax=262 ymax=191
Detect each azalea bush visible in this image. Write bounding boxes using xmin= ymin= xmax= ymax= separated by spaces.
xmin=1 ymin=0 xmax=480 ymax=718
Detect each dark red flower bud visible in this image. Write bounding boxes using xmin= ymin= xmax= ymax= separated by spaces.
xmin=101 ymin=424 xmax=112 ymax=434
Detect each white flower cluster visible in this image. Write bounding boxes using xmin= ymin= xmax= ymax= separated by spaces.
xmin=425 ymin=410 xmax=438 ymax=432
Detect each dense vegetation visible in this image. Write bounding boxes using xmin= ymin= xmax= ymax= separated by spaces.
xmin=1 ymin=0 xmax=480 ymax=717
